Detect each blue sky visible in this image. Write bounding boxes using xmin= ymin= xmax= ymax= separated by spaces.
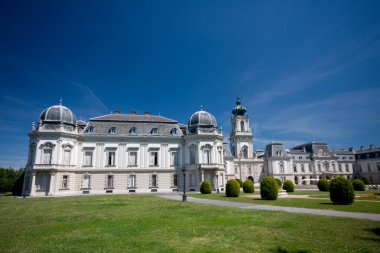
xmin=1 ymin=0 xmax=380 ymax=168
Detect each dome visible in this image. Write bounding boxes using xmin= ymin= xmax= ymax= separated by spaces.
xmin=188 ymin=108 xmax=217 ymax=133
xmin=39 ymin=104 xmax=77 ymax=125
xmin=232 ymin=97 xmax=246 ymax=116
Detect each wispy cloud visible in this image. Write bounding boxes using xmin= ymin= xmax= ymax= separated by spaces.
xmin=73 ymin=82 xmax=109 ymax=117
xmin=248 ymin=28 xmax=380 ymax=106
xmin=255 ymin=87 xmax=380 ymax=142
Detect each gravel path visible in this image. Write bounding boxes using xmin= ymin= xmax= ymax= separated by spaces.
xmin=158 ymin=194 xmax=380 ymax=221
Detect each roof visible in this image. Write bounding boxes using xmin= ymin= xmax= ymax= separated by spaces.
xmin=90 ymin=113 xmax=178 ymax=123
xmin=223 ymin=142 xmax=233 ymax=157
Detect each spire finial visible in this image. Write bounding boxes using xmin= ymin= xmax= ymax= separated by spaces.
xmin=59 ymin=98 xmax=63 ymax=105
xmin=200 ymin=104 xmax=204 ymax=111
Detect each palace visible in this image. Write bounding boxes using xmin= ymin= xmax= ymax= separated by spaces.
xmin=22 ymin=98 xmax=379 ymax=196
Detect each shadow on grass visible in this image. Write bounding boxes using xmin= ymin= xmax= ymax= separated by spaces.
xmin=271 ymin=246 xmax=310 ymax=253
xmin=358 ymin=228 xmax=380 ymax=242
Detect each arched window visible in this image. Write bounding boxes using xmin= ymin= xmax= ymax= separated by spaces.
xmin=280 ymin=163 xmax=285 ymax=173
xmin=240 ymin=121 xmax=245 ymax=132
xmin=129 ymin=127 xmax=137 ymax=134
xmin=170 ymin=128 xmax=177 ymax=135
xmin=241 ymin=145 xmax=248 ymax=158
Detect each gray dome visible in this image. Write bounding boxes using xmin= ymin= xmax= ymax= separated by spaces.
xmin=188 ymin=109 xmax=217 ymax=133
xmin=39 ymin=105 xmax=77 ymax=125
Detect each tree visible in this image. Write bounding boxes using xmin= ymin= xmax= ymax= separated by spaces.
xmin=226 ymin=179 xmax=240 ymax=197
xmin=243 ymin=180 xmax=254 ymax=193
xmin=282 ymin=180 xmax=295 ymax=192
xmin=260 ymin=177 xmax=278 ymax=200
xmin=200 ymin=180 xmax=212 ymax=194
xmin=0 ymin=168 xmax=25 ymax=194
xmin=360 ymin=176 xmax=369 ymax=185
xmin=330 ymin=176 xmax=355 ymax=205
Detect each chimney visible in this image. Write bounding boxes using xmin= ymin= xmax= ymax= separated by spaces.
xmin=360 ymin=146 xmax=364 ymax=151
xmin=370 ymin=144 xmax=375 ymax=150
xmin=130 ymin=111 xmax=136 ymax=115
xmin=349 ymin=147 xmax=353 ymax=152
xmin=145 ymin=112 xmax=150 ymax=116
xmin=113 ymin=109 xmax=120 ymax=114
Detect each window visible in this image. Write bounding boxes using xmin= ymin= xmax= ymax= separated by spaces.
xmin=235 ymin=168 xmax=238 ymax=174
xmin=248 ymin=166 xmax=252 ymax=173
xmin=219 ymin=150 xmax=223 ymax=164
xmin=189 ymin=150 xmax=196 ymax=164
xmin=338 ymin=164 xmax=342 ymax=172
xmin=301 ymin=164 xmax=305 ymax=173
xmin=345 ymin=164 xmax=349 ymax=172
xmin=299 ymin=156 xmax=302 ymax=159
xmin=61 ymin=175 xmax=69 ymax=189
xmin=241 ymin=146 xmax=248 ymax=158
xmin=318 ymin=164 xmax=321 ymax=172
xmin=293 ymin=165 xmax=297 ymax=173
xmin=190 ymin=173 xmax=196 ymax=187
xmin=280 ymin=163 xmax=285 ymax=173
xmin=107 ymin=151 xmax=116 ymax=166
xmin=240 ymin=121 xmax=245 ymax=132
xmin=170 ymin=151 xmax=178 ymax=166
xmin=43 ymin=149 xmax=52 ymax=164
xmin=204 ymin=149 xmax=211 ymax=164
xmin=82 ymin=175 xmax=90 ymax=189
xmin=86 ymin=126 xmax=94 ymax=133
xmin=84 ymin=151 xmax=93 ymax=166
xmin=170 ymin=128 xmax=177 ymax=135
xmin=173 ymin=174 xmax=178 ymax=187
xmin=108 ymin=126 xmax=116 ymax=134
xmin=129 ymin=127 xmax=137 ymax=134
xmin=129 ymin=174 xmax=136 ymax=188
xmin=377 ymin=162 xmax=380 ymax=171
xmin=151 ymin=174 xmax=157 ymax=187
xmin=151 ymin=128 xmax=158 ymax=135
xmin=106 ymin=175 xmax=114 ymax=188
xmin=308 ymin=165 xmax=312 ymax=172
xmin=150 ymin=151 xmax=159 ymax=166
xmin=36 ymin=175 xmax=49 ymax=190
xmin=367 ymin=163 xmax=371 ymax=172
xmin=63 ymin=150 xmax=71 ymax=165
xmin=128 ymin=151 xmax=138 ymax=166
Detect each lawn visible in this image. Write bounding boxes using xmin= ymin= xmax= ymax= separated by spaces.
xmin=0 ymin=194 xmax=379 ymax=253
xmin=192 ymin=190 xmax=380 ymax=214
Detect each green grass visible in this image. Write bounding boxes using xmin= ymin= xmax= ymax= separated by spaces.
xmin=192 ymin=190 xmax=380 ymax=214
xmin=0 ymin=194 xmax=379 ymax=253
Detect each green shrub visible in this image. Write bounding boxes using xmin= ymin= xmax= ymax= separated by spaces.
xmin=360 ymin=176 xmax=369 ymax=185
xmin=260 ymin=177 xmax=278 ymax=200
xmin=352 ymin=179 xmax=366 ymax=191
xmin=317 ymin=179 xmax=330 ymax=191
xmin=275 ymin=178 xmax=282 ymax=189
xmin=226 ymin=179 xmax=240 ymax=197
xmin=243 ymin=180 xmax=254 ymax=193
xmin=200 ymin=180 xmax=212 ymax=194
xmin=329 ymin=176 xmax=355 ymax=205
xmin=282 ymin=180 xmax=295 ymax=192
xmin=236 ymin=179 xmax=244 ymax=188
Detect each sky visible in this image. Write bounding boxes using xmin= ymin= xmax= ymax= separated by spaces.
xmin=0 ymin=0 xmax=380 ymax=168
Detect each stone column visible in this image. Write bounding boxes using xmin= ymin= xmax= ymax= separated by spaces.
xmin=48 ymin=172 xmax=56 ymax=196
xmin=30 ymin=172 xmax=36 ymax=196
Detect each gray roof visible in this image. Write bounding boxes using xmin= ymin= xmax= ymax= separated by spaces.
xmin=265 ymin=142 xmax=290 ymax=158
xmin=292 ymin=142 xmax=334 ymax=157
xmin=90 ymin=113 xmax=177 ymax=123
xmin=334 ymin=150 xmax=355 ymax=155
xmin=223 ymin=142 xmax=233 ymax=157
xmin=83 ymin=113 xmax=182 ymax=137
xmin=39 ymin=105 xmax=77 ymax=125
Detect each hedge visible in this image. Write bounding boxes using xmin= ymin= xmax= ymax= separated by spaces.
xmin=226 ymin=179 xmax=240 ymax=197
xmin=200 ymin=180 xmax=212 ymax=194
xmin=243 ymin=180 xmax=254 ymax=193
xmin=330 ymin=176 xmax=355 ymax=205
xmin=260 ymin=177 xmax=278 ymax=200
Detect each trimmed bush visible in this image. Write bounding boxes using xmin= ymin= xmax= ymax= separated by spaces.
xmin=360 ymin=176 xmax=369 ymax=185
xmin=330 ymin=176 xmax=355 ymax=205
xmin=352 ymin=179 xmax=366 ymax=191
xmin=226 ymin=179 xmax=240 ymax=197
xmin=260 ymin=177 xmax=278 ymax=200
xmin=243 ymin=180 xmax=254 ymax=193
xmin=200 ymin=180 xmax=212 ymax=194
xmin=317 ymin=179 xmax=330 ymax=191
xmin=236 ymin=179 xmax=244 ymax=188
xmin=282 ymin=180 xmax=295 ymax=192
xmin=275 ymin=178 xmax=282 ymax=189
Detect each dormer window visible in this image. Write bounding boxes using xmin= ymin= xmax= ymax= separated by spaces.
xmin=129 ymin=127 xmax=137 ymax=134
xmin=108 ymin=126 xmax=116 ymax=134
xmin=170 ymin=128 xmax=177 ymax=135
xmin=86 ymin=126 xmax=94 ymax=133
xmin=151 ymin=128 xmax=158 ymax=135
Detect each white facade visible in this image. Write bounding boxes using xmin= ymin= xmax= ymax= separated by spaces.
xmin=22 ymin=98 xmax=376 ymax=197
